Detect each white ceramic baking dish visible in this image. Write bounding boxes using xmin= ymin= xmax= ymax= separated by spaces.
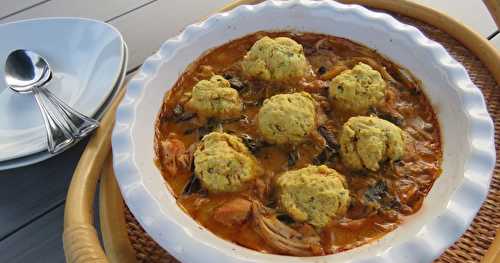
xmin=112 ymin=1 xmax=496 ymax=262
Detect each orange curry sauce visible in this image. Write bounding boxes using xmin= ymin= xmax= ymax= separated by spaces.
xmin=154 ymin=32 xmax=442 ymax=255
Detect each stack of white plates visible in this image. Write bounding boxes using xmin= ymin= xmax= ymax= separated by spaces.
xmin=0 ymin=18 xmax=127 ymax=170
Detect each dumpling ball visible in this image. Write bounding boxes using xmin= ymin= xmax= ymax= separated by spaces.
xmin=276 ymin=165 xmax=350 ymax=228
xmin=257 ymin=92 xmax=316 ymax=145
xmin=186 ymin=75 xmax=242 ymax=118
xmin=340 ymin=116 xmax=405 ymax=171
xmin=241 ymin=36 xmax=310 ymax=81
xmin=193 ymin=132 xmax=262 ymax=193
xmin=329 ymin=63 xmax=386 ymax=113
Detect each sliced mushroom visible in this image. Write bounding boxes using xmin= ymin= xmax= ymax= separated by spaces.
xmin=251 ymin=202 xmax=324 ymax=256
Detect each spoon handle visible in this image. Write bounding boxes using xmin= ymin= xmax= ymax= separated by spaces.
xmin=41 ymin=88 xmax=99 ymax=138
xmin=32 ymin=87 xmax=74 ymax=154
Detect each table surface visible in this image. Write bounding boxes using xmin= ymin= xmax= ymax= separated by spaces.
xmin=0 ymin=0 xmax=498 ymax=262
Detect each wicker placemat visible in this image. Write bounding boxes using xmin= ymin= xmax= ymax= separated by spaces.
xmin=120 ymin=10 xmax=500 ymax=263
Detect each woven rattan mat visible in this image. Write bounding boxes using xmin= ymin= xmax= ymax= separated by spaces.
xmin=120 ymin=11 xmax=500 ymax=263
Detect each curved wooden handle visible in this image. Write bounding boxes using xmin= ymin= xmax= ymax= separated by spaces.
xmin=99 ymin=157 xmax=137 ymax=263
xmin=63 ymin=83 xmax=126 ymax=262
xmin=482 ymin=229 xmax=500 ymax=263
xmin=63 ymin=225 xmax=108 ymax=263
xmin=484 ymin=0 xmax=500 ymax=29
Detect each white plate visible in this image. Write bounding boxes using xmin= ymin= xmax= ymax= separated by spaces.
xmin=112 ymin=1 xmax=496 ymax=262
xmin=0 ymin=17 xmax=124 ymax=162
xmin=0 ymin=42 xmax=128 ymax=171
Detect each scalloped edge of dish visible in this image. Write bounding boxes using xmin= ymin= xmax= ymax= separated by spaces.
xmin=112 ymin=1 xmax=496 ymax=262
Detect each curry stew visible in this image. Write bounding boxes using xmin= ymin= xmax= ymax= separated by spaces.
xmin=154 ymin=32 xmax=442 ymax=256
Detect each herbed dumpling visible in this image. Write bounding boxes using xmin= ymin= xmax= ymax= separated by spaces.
xmin=241 ymin=36 xmax=310 ymax=81
xmin=329 ymin=62 xmax=386 ymax=113
xmin=339 ymin=116 xmax=405 ymax=171
xmin=185 ymin=75 xmax=242 ymax=118
xmin=257 ymin=92 xmax=316 ymax=145
xmin=193 ymin=132 xmax=262 ymax=193
xmin=276 ymin=165 xmax=350 ymax=228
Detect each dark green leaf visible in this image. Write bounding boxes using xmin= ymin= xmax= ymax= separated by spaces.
xmin=174 ymin=112 xmax=197 ymax=123
xmin=365 ymin=180 xmax=401 ymax=210
xmin=197 ymin=118 xmax=221 ymax=139
xmin=312 ymin=146 xmax=338 ymax=165
xmin=318 ymin=66 xmax=327 ymax=75
xmin=276 ymin=214 xmax=295 ymax=225
xmin=318 ymin=126 xmax=339 ymax=149
xmin=365 ymin=181 xmax=388 ymax=202
xmin=240 ymin=134 xmax=268 ymax=154
xmin=288 ymin=149 xmax=299 ymax=167
xmin=173 ymin=104 xmax=184 ymax=115
xmin=182 ymin=174 xmax=202 ymax=195
xmin=368 ymin=107 xmax=404 ymax=126
xmin=228 ymin=77 xmax=246 ymax=91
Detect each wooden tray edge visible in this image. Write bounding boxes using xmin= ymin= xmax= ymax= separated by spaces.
xmin=99 ymin=156 xmax=137 ymax=263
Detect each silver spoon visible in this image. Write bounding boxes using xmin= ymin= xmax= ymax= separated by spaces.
xmin=5 ymin=49 xmax=99 ymax=154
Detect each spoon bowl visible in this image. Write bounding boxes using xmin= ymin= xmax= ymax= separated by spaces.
xmin=5 ymin=49 xmax=51 ymax=93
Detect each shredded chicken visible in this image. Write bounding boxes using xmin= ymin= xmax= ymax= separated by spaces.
xmin=402 ymin=135 xmax=418 ymax=162
xmin=374 ymin=222 xmax=398 ymax=232
xmin=251 ymin=202 xmax=324 ymax=256
xmin=314 ymin=37 xmax=328 ymax=51
xmin=214 ymin=198 xmax=252 ymax=226
xmin=160 ymin=134 xmax=193 ymax=175
xmin=254 ymin=177 xmax=271 ymax=201
xmin=378 ymin=209 xmax=401 ymax=222
xmin=335 ymin=217 xmax=370 ymax=230
xmin=320 ymin=64 xmax=348 ymax=80
xmin=351 ymin=57 xmax=394 ymax=82
xmin=193 ymin=65 xmax=215 ymax=81
xmin=396 ymin=179 xmax=419 ymax=204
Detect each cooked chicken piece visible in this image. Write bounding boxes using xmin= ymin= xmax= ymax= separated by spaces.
xmin=374 ymin=222 xmax=398 ymax=232
xmin=254 ymin=178 xmax=270 ymax=201
xmin=213 ymin=198 xmax=252 ymax=227
xmin=396 ymin=179 xmax=419 ymax=204
xmin=160 ymin=134 xmax=192 ymax=175
xmin=335 ymin=217 xmax=369 ymax=230
xmin=251 ymin=202 xmax=324 ymax=256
